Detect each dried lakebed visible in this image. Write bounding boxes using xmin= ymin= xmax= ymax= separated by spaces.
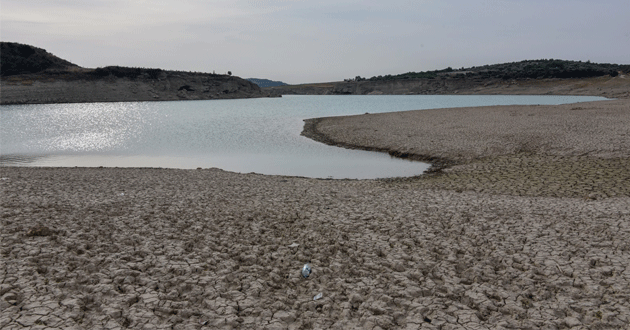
xmin=1 ymin=99 xmax=630 ymax=329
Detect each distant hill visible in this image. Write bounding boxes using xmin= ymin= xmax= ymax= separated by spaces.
xmin=246 ymin=78 xmax=288 ymax=88
xmin=266 ymin=58 xmax=630 ymax=98
xmin=1 ymin=42 xmax=272 ymax=104
xmin=1 ymin=42 xmax=78 ymax=76
xmin=359 ymin=59 xmax=629 ymax=82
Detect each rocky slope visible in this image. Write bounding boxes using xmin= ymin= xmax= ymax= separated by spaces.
xmin=0 ymin=43 xmax=271 ymax=104
xmin=1 ymin=70 xmax=271 ymax=105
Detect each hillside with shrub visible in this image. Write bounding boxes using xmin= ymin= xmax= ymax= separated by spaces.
xmin=267 ymin=59 xmax=629 ymax=98
xmin=1 ymin=42 xmax=78 ymax=76
xmin=0 ymin=42 xmax=234 ymax=81
xmin=1 ymin=42 xmax=272 ymax=104
xmin=362 ymin=59 xmax=629 ymax=82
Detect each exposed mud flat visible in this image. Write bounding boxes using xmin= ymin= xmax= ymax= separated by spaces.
xmin=2 ymin=168 xmax=629 ymax=329
xmin=304 ymin=100 xmax=630 ymax=163
xmin=304 ymin=99 xmax=630 ymax=199
xmin=2 ymin=99 xmax=630 ymax=329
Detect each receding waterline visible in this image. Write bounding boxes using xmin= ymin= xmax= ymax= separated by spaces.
xmin=0 ymin=95 xmax=607 ymax=179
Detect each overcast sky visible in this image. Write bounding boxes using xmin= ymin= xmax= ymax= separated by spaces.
xmin=2 ymin=0 xmax=629 ymax=84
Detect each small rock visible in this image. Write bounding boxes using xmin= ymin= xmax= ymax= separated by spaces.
xmin=274 ymin=311 xmax=295 ymax=323
xmin=392 ymin=262 xmax=405 ymax=272
xmin=564 ymin=317 xmax=581 ymax=327
xmin=0 ymin=285 xmax=14 ymax=296
xmin=2 ymin=292 xmax=18 ymax=302
xmin=349 ymin=293 xmax=364 ymax=308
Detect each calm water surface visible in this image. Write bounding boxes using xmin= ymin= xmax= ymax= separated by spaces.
xmin=0 ymin=95 xmax=606 ymax=178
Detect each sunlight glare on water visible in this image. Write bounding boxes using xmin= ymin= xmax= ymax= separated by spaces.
xmin=5 ymin=102 xmax=153 ymax=153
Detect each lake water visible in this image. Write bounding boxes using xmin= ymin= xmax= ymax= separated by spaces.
xmin=0 ymin=95 xmax=606 ymax=179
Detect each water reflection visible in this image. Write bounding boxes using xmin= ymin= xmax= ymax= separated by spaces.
xmin=0 ymin=154 xmax=51 ymax=166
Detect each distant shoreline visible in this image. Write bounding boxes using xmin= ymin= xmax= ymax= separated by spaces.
xmin=0 ymin=71 xmax=274 ymax=105
xmin=267 ymin=74 xmax=629 ymax=99
xmin=2 ymin=71 xmax=627 ymax=105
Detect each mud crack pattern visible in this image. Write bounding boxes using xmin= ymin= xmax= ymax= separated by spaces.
xmin=1 ymin=167 xmax=629 ymax=329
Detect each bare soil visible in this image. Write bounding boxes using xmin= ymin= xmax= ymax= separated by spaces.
xmin=1 ymin=87 xmax=630 ymax=329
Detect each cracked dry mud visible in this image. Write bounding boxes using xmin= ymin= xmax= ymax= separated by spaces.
xmin=2 ymin=99 xmax=630 ymax=329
